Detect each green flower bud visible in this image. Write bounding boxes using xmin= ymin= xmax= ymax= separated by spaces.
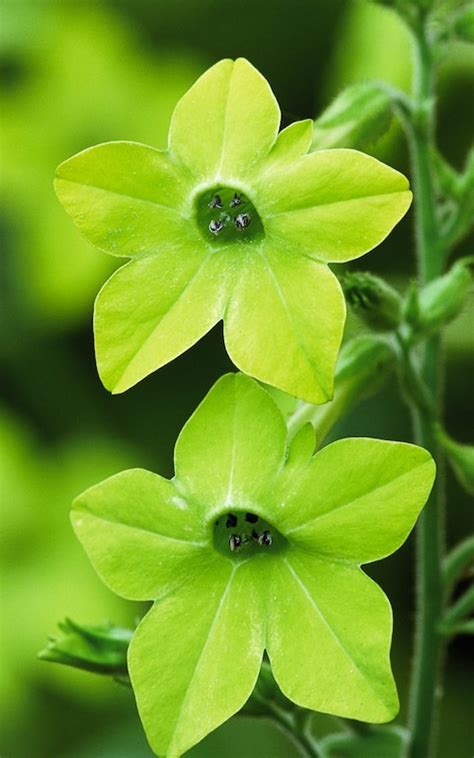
xmin=38 ymin=618 xmax=132 ymax=678
xmin=342 ymin=271 xmax=402 ymax=331
xmin=436 ymin=427 xmax=474 ymax=496
xmin=453 ymin=4 xmax=474 ymax=44
xmin=403 ymin=280 xmax=421 ymax=327
xmin=412 ymin=258 xmax=473 ymax=335
xmin=288 ymin=334 xmax=396 ymax=444
xmin=312 ymin=81 xmax=393 ymax=151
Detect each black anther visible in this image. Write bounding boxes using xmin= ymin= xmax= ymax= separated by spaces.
xmin=226 ymin=513 xmax=238 ymax=528
xmin=258 ymin=530 xmax=272 ymax=547
xmin=234 ymin=213 xmax=251 ymax=230
xmin=230 ymin=192 xmax=242 ymax=208
xmin=209 ymin=219 xmax=224 ymax=235
xmin=209 ymin=194 xmax=223 ymax=209
xmin=245 ymin=512 xmax=258 ymax=523
xmin=229 ymin=534 xmax=241 ymax=552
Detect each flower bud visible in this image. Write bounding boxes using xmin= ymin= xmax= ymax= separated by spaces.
xmin=436 ymin=427 xmax=474 ymax=496
xmin=38 ymin=618 xmax=132 ymax=677
xmin=312 ymin=81 xmax=393 ymax=151
xmin=288 ymin=335 xmax=396 ymax=444
xmin=342 ymin=271 xmax=402 ymax=331
xmin=410 ymin=258 xmax=473 ymax=335
xmin=453 ymin=5 xmax=474 ymax=45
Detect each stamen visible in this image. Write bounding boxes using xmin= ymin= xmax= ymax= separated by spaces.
xmin=234 ymin=213 xmax=251 ymax=231
xmin=258 ymin=530 xmax=272 ymax=547
xmin=209 ymin=219 xmax=224 ymax=235
xmin=229 ymin=534 xmax=241 ymax=552
xmin=230 ymin=192 xmax=242 ymax=208
xmin=213 ymin=510 xmax=286 ymax=558
xmin=209 ymin=194 xmax=223 ymax=209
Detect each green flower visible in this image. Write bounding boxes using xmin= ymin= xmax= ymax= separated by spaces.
xmin=55 ymin=59 xmax=412 ymax=402
xmin=72 ymin=373 xmax=435 ymax=757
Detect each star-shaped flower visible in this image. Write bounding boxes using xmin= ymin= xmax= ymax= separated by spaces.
xmin=72 ymin=373 xmax=435 ymax=757
xmin=55 ymin=58 xmax=412 ymax=403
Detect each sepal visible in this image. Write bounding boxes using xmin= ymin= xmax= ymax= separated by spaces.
xmin=38 ymin=618 xmax=132 ymax=678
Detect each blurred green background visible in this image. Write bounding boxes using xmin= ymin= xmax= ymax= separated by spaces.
xmin=1 ymin=1 xmax=473 ymax=756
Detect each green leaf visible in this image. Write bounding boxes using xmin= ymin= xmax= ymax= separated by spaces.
xmin=224 ymin=243 xmax=346 ymax=402
xmin=94 ymin=244 xmax=232 ymax=393
xmin=320 ymin=725 xmax=409 ymax=758
xmin=55 ymin=142 xmax=193 ymax=257
xmin=169 ymin=58 xmax=280 ymax=180
xmin=256 ymin=149 xmax=412 ymax=263
xmin=128 ymin=559 xmax=264 ymax=758
xmin=174 ymin=373 xmax=287 ymax=515
xmin=71 ymin=469 xmax=208 ymax=600
xmin=274 ymin=438 xmax=435 ymax=563
xmin=266 ymin=552 xmax=398 ymax=722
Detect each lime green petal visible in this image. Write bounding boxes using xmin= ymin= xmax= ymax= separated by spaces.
xmin=277 ymin=438 xmax=435 ymax=563
xmin=174 ymin=373 xmax=287 ymax=516
xmin=94 ymin=243 xmax=232 ymax=393
xmin=286 ymin=423 xmax=316 ymax=469
xmin=169 ymin=58 xmax=280 ymax=180
xmin=55 ymin=141 xmax=192 ymax=257
xmin=224 ymin=245 xmax=345 ymax=403
xmin=256 ymin=149 xmax=412 ymax=262
xmin=267 ymin=553 xmax=398 ymax=722
xmin=258 ymin=119 xmax=313 ymax=172
xmin=71 ymin=469 xmax=208 ymax=601
xmin=129 ymin=559 xmax=265 ymax=757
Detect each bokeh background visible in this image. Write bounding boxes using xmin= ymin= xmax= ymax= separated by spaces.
xmin=1 ymin=1 xmax=473 ymax=756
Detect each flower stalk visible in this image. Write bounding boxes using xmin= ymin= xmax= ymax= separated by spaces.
xmin=404 ymin=8 xmax=445 ymax=758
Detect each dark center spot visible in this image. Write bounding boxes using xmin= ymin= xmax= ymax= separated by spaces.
xmin=213 ymin=510 xmax=287 ymax=560
xmin=194 ymin=186 xmax=264 ymax=245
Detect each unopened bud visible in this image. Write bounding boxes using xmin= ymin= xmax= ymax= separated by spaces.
xmin=436 ymin=426 xmax=474 ymax=496
xmin=312 ymin=81 xmax=393 ymax=151
xmin=288 ymin=335 xmax=396 ymax=444
xmin=411 ymin=258 xmax=473 ymax=335
xmin=38 ymin=618 xmax=132 ymax=677
xmin=342 ymin=271 xmax=402 ymax=331
xmin=453 ymin=5 xmax=474 ymax=44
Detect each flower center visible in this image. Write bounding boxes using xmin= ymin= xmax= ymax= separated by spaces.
xmin=194 ymin=187 xmax=264 ymax=245
xmin=213 ymin=510 xmax=287 ymax=560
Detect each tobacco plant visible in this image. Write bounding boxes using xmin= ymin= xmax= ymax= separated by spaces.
xmin=41 ymin=1 xmax=474 ymax=757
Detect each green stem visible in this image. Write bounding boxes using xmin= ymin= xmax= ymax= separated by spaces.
xmin=405 ymin=12 xmax=445 ymax=758
xmin=259 ymin=698 xmax=322 ymax=758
